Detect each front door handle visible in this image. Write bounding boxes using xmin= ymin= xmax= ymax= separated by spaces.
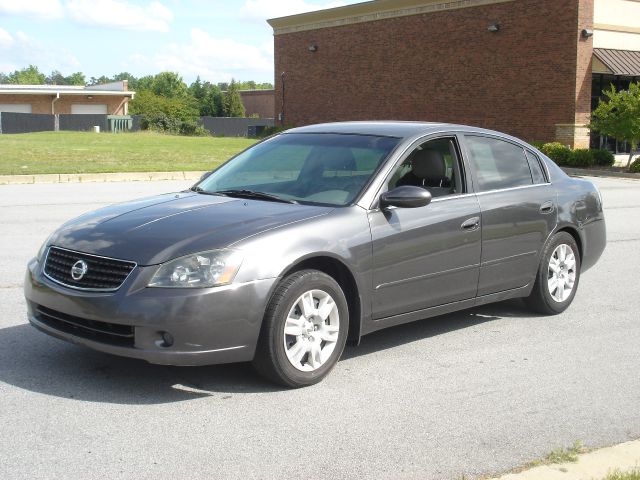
xmin=539 ymin=201 xmax=555 ymax=214
xmin=461 ymin=216 xmax=480 ymax=231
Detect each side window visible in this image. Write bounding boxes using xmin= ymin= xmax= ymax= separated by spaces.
xmin=465 ymin=136 xmax=533 ymax=191
xmin=388 ymin=137 xmax=464 ymax=197
xmin=525 ymin=149 xmax=547 ymax=184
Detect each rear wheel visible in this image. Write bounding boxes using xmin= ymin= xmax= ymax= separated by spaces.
xmin=253 ymin=270 xmax=349 ymax=388
xmin=525 ymin=232 xmax=581 ymax=315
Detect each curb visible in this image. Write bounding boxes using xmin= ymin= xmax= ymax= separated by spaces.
xmin=1 ymin=168 xmax=637 ymax=185
xmin=491 ymin=439 xmax=640 ymax=480
xmin=0 ymin=171 xmax=207 ymax=185
xmin=561 ymin=167 xmax=640 ymax=180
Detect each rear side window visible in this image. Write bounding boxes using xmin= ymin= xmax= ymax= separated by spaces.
xmin=465 ymin=136 xmax=533 ymax=192
xmin=525 ymin=149 xmax=547 ymax=184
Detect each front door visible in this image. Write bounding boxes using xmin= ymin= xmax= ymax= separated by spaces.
xmin=369 ymin=136 xmax=482 ymax=319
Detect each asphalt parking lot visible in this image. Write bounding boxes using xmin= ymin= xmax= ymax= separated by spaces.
xmin=0 ymin=176 xmax=639 ymax=480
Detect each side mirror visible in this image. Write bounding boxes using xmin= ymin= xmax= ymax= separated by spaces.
xmin=200 ymin=171 xmax=212 ymax=181
xmin=380 ymin=185 xmax=432 ymax=209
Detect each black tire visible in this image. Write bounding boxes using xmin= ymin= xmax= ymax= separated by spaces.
xmin=252 ymin=269 xmax=349 ymax=388
xmin=525 ymin=231 xmax=581 ymax=315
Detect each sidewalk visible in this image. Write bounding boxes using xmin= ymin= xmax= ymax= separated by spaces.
xmin=561 ymin=167 xmax=640 ymax=180
xmin=491 ymin=440 xmax=640 ymax=480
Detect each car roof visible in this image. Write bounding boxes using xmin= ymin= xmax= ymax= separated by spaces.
xmin=284 ymin=121 xmax=522 ymax=142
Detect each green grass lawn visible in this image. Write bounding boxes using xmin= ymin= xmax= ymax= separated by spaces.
xmin=0 ymin=131 xmax=257 ymax=175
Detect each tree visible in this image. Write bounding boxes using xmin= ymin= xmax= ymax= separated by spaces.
xmin=189 ymin=77 xmax=224 ymax=116
xmin=234 ymin=80 xmax=273 ymax=90
xmin=223 ymin=79 xmax=246 ymax=117
xmin=66 ymin=72 xmax=86 ymax=86
xmin=46 ymin=70 xmax=65 ymax=85
xmin=202 ymin=83 xmax=224 ymax=116
xmin=591 ymin=82 xmax=640 ymax=169
xmin=113 ymin=72 xmax=138 ymax=89
xmin=151 ymin=72 xmax=188 ymax=98
xmin=136 ymin=75 xmax=154 ymax=91
xmin=87 ymin=75 xmax=113 ymax=86
xmin=8 ymin=65 xmax=46 ymax=84
xmin=129 ymin=90 xmax=198 ymax=122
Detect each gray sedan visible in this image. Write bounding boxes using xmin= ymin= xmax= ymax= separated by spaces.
xmin=24 ymin=122 xmax=606 ymax=387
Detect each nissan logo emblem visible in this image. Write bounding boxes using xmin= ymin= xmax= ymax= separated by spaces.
xmin=71 ymin=260 xmax=88 ymax=281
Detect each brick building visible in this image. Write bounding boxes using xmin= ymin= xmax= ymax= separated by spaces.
xmin=268 ymin=0 xmax=640 ymax=148
xmin=0 ymin=81 xmax=134 ymax=115
xmin=240 ymin=89 xmax=275 ymax=118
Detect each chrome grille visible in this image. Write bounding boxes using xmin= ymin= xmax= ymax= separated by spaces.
xmin=44 ymin=246 xmax=136 ymax=291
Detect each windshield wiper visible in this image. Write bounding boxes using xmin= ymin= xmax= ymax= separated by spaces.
xmin=214 ymin=189 xmax=297 ymax=204
xmin=190 ymin=186 xmax=228 ymax=197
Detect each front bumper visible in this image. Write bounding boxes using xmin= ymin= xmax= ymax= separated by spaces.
xmin=24 ymin=258 xmax=276 ymax=366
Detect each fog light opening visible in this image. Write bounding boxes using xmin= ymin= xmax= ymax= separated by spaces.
xmin=158 ymin=331 xmax=174 ymax=348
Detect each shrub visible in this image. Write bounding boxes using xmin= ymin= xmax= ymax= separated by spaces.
xmin=179 ymin=119 xmax=209 ymax=136
xmin=140 ymin=112 xmax=181 ymax=134
xmin=568 ymin=148 xmax=595 ymax=168
xmin=257 ymin=125 xmax=293 ymax=138
xmin=529 ymin=141 xmax=545 ymax=150
xmin=129 ymin=90 xmax=199 ymax=122
xmin=630 ymin=158 xmax=640 ymax=173
xmin=139 ymin=113 xmax=209 ymax=136
xmin=591 ymin=149 xmax=615 ymax=166
xmin=541 ymin=142 xmax=572 ymax=165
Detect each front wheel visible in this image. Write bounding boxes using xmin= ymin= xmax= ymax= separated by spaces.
xmin=525 ymin=231 xmax=581 ymax=315
xmin=253 ymin=270 xmax=349 ymax=388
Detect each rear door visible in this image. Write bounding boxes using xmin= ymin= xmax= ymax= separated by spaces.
xmin=461 ymin=135 xmax=557 ymax=296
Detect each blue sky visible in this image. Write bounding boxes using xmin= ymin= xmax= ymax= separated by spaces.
xmin=0 ymin=0 xmax=362 ymax=84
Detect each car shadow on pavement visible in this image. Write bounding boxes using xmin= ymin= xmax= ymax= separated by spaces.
xmin=0 ymin=299 xmax=532 ymax=404
xmin=342 ymin=298 xmax=533 ymax=359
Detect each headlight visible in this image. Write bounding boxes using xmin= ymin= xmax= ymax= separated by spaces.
xmin=148 ymin=249 xmax=243 ymax=288
xmin=36 ymin=236 xmax=52 ymax=262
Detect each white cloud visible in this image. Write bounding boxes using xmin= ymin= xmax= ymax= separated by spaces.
xmin=0 ymin=29 xmax=80 ymax=75
xmin=0 ymin=27 xmax=14 ymax=49
xmin=0 ymin=0 xmax=64 ymax=19
xmin=0 ymin=0 xmax=173 ymax=32
xmin=135 ymin=28 xmax=273 ymax=83
xmin=240 ymin=0 xmax=346 ymax=21
xmin=65 ymin=0 xmax=173 ymax=32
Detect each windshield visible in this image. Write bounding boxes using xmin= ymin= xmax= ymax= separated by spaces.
xmin=196 ymin=133 xmax=400 ymax=206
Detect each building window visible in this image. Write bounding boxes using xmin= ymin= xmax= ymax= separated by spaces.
xmin=590 ymin=74 xmax=639 ymax=153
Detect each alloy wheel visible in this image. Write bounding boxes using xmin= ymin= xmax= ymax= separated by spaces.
xmin=547 ymin=243 xmax=577 ymax=303
xmin=283 ymin=289 xmax=340 ymax=372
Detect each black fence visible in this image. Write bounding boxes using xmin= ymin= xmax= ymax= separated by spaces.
xmin=0 ymin=112 xmax=55 ymax=134
xmin=59 ymin=114 xmax=108 ymax=132
xmin=0 ymin=113 xmax=274 ymax=137
xmin=131 ymin=114 xmax=143 ymax=132
xmin=200 ymin=117 xmax=274 ymax=137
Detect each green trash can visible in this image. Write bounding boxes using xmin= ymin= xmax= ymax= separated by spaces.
xmin=107 ymin=115 xmax=132 ymax=133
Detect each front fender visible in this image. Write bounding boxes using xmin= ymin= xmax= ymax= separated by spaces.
xmin=231 ymin=206 xmax=374 ymax=335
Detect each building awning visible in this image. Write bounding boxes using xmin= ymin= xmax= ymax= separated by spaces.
xmin=593 ymin=48 xmax=640 ymax=76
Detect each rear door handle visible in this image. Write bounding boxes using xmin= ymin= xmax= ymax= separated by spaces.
xmin=461 ymin=216 xmax=480 ymax=231
xmin=539 ymin=201 xmax=555 ymax=214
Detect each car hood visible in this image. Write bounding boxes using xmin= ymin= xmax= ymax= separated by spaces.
xmin=49 ymin=192 xmax=333 ymax=265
